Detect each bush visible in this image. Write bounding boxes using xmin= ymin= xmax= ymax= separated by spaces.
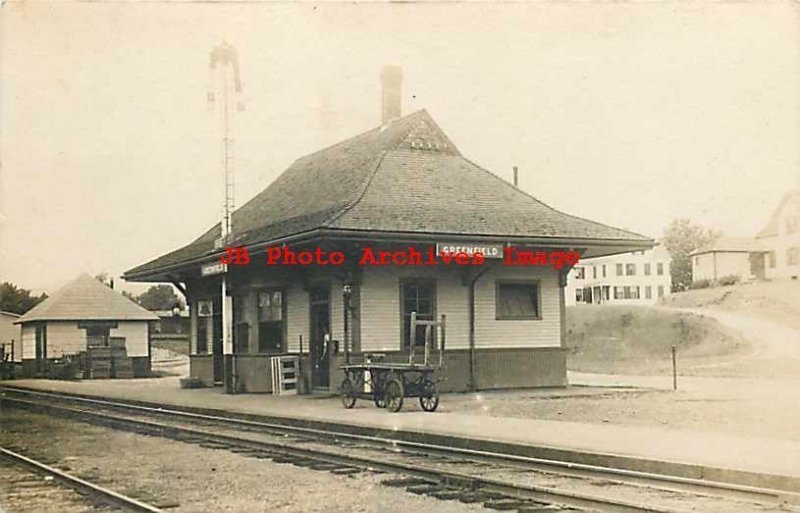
xmin=717 ymin=275 xmax=740 ymax=286
xmin=46 ymin=356 xmax=83 ymax=380
xmin=690 ymin=279 xmax=711 ymax=289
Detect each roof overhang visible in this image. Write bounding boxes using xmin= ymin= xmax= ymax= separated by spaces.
xmin=124 ymin=228 xmax=655 ymax=283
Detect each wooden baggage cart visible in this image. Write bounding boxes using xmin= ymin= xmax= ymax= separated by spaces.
xmin=339 ymin=312 xmax=445 ymax=413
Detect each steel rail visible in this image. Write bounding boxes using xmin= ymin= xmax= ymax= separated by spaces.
xmin=2 ymin=385 xmax=794 ymax=505
xmin=0 ymin=446 xmax=163 ymax=513
xmin=4 ymin=394 xmax=681 ymax=513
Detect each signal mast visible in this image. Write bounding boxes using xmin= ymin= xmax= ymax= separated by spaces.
xmin=207 ymin=41 xmax=244 ymax=382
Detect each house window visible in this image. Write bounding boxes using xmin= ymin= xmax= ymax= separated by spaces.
xmin=631 ymin=286 xmax=640 ymax=299
xmin=602 ymin=265 xmax=607 ymax=278
xmin=789 ymin=247 xmax=800 ymax=266
xmin=657 ymin=262 xmax=664 ymax=275
xmin=623 ymin=286 xmax=631 ymax=299
xmin=575 ymin=267 xmax=585 ymax=280
xmin=657 ymin=286 xmax=665 ymax=298
xmin=496 ymin=281 xmax=541 ymax=320
xmin=614 ymin=286 xmax=623 ymax=300
xmin=258 ymin=290 xmax=284 ymax=353
xmin=644 ymin=263 xmax=651 ymax=276
xmin=402 ymin=280 xmax=435 ymax=346
xmin=626 ymin=263 xmax=636 ymax=276
xmin=645 ymin=286 xmax=652 ymax=299
xmin=616 ymin=264 xmax=623 ymax=276
xmin=592 ymin=266 xmax=597 ymax=279
xmin=575 ymin=289 xmax=583 ymax=302
xmin=768 ymin=251 xmax=777 ymax=268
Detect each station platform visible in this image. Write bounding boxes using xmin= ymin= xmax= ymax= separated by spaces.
xmin=4 ymin=377 xmax=800 ymax=493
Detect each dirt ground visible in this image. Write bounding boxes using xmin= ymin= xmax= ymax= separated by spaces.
xmin=436 ymin=377 xmax=800 ymax=441
xmin=0 ymin=411 xmax=486 ymax=513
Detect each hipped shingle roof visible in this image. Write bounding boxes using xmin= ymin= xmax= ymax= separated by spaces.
xmin=126 ymin=110 xmax=651 ymax=278
xmin=16 ymin=274 xmax=159 ymax=323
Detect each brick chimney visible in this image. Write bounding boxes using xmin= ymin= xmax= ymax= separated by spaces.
xmin=380 ymin=65 xmax=403 ymax=125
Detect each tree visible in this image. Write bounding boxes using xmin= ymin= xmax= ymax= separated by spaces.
xmin=662 ymin=219 xmax=719 ymax=292
xmin=0 ymin=282 xmax=48 ymax=315
xmin=94 ymin=272 xmax=114 ymax=288
xmin=138 ymin=285 xmax=184 ymax=311
xmin=121 ymin=290 xmax=139 ymax=303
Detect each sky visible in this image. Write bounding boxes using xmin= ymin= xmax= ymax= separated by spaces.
xmin=1 ymin=1 xmax=798 ymax=295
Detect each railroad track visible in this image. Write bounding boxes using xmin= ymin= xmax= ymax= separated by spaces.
xmin=2 ymin=386 xmax=798 ymax=513
xmin=0 ymin=445 xmax=162 ymax=512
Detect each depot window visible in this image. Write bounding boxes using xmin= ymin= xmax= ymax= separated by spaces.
xmin=496 ymin=281 xmax=541 ymax=320
xmin=401 ymin=280 xmax=436 ymax=347
xmin=258 ymin=289 xmax=285 ymax=353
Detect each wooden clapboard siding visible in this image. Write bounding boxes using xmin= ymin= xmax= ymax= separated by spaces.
xmin=359 ymin=267 xmax=402 ymax=352
xmin=109 ymin=321 xmax=149 ymax=357
xmin=475 ymin=266 xmax=561 ymax=349
xmin=41 ymin=322 xmax=85 ymax=358
xmin=20 ymin=324 xmax=36 ymax=360
xmin=359 ymin=266 xmax=470 ymax=352
xmin=359 ymin=265 xmax=561 ymax=352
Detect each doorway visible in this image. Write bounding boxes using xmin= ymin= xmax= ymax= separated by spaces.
xmin=309 ymin=286 xmax=331 ymax=390
xmin=212 ymin=296 xmax=223 ymax=383
xmin=35 ymin=324 xmax=47 ymax=375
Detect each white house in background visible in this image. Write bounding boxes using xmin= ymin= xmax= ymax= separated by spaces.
xmin=15 ymin=274 xmax=158 ymax=377
xmin=565 ymin=245 xmax=672 ymax=306
xmin=756 ymin=189 xmax=800 ymax=280
xmin=689 ymin=237 xmax=762 ymax=283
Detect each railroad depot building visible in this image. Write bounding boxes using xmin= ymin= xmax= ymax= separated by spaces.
xmin=125 ymin=100 xmax=652 ymax=394
xmin=15 ymin=274 xmax=158 ymax=378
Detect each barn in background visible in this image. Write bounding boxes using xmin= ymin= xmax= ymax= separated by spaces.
xmin=15 ymin=274 xmax=158 ymax=378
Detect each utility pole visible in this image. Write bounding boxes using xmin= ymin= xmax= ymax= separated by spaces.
xmin=207 ymin=41 xmax=244 ymax=391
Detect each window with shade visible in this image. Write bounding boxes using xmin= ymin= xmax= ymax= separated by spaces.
xmin=496 ymin=281 xmax=541 ymax=320
xmin=258 ymin=290 xmax=284 ymax=353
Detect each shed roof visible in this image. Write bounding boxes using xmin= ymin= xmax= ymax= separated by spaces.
xmin=689 ymin=237 xmax=762 ymax=256
xmin=125 ymin=110 xmax=652 ymax=279
xmin=16 ymin=274 xmax=159 ymax=324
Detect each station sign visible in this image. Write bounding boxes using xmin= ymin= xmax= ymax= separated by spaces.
xmin=200 ymin=261 xmax=227 ymax=277
xmin=435 ymin=242 xmax=504 ymax=259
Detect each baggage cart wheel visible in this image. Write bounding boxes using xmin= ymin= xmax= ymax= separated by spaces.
xmin=385 ymin=379 xmax=404 ymax=413
xmin=340 ymin=378 xmax=357 ymax=409
xmin=419 ymin=380 xmax=439 ymax=412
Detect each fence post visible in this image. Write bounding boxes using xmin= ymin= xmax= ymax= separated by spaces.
xmin=671 ymin=345 xmax=677 ymax=390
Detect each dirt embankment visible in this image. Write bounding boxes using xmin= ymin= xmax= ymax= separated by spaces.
xmin=566 ymin=305 xmax=751 ymax=375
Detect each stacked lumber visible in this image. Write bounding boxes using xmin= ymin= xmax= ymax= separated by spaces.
xmin=87 ymin=347 xmax=112 ymax=379
xmin=109 ymin=337 xmax=133 ymax=378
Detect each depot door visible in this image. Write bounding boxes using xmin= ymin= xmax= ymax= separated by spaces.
xmin=309 ymin=286 xmax=331 ymax=390
xmin=35 ymin=324 xmax=47 ymax=375
xmin=212 ymin=297 xmax=223 ymax=383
